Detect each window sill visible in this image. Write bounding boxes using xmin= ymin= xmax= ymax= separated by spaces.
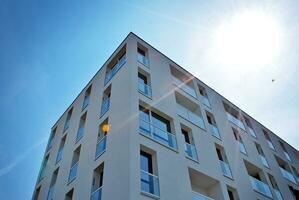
xmin=141 ymin=191 xmax=160 ymax=199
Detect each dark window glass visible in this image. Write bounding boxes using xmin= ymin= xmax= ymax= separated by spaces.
xmin=140 ymin=151 xmax=153 ymax=173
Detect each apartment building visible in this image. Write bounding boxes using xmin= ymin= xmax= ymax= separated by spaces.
xmin=32 ymin=32 xmax=299 ymax=200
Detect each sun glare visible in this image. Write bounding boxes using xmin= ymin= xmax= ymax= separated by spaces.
xmin=213 ymin=11 xmax=282 ymax=71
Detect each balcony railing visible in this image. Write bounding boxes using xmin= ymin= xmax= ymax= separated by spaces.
xmin=201 ymin=95 xmax=211 ymax=108
xmin=219 ymin=160 xmax=233 ymax=178
xmin=46 ymin=139 xmax=53 ymax=152
xmin=238 ymin=141 xmax=247 ymax=155
xmin=207 ymin=124 xmax=221 ymax=139
xmin=90 ymin=186 xmax=102 ymax=200
xmin=47 ymin=185 xmax=55 ymax=200
xmin=266 ymin=140 xmax=275 ymax=151
xmin=247 ymin=126 xmax=256 ymax=138
xmin=137 ymin=53 xmax=149 ymax=67
xmin=64 ymin=119 xmax=70 ymax=132
xmin=177 ymin=104 xmax=205 ymax=129
xmin=226 ymin=112 xmax=246 ymax=130
xmin=273 ymin=189 xmax=283 ymax=200
xmin=259 ymin=155 xmax=269 ymax=168
xmin=56 ymin=147 xmax=63 ymax=163
xmin=100 ymin=98 xmax=110 ymax=116
xmin=95 ymin=136 xmax=106 ymax=158
xmin=82 ymin=95 xmax=89 ymax=110
xmin=104 ymin=54 xmax=126 ymax=85
xmin=140 ymin=170 xmax=160 ymax=197
xmin=138 ymin=80 xmax=152 ymax=97
xmin=68 ymin=162 xmax=79 ymax=183
xmin=283 ymin=151 xmax=291 ymax=162
xmin=192 ymin=191 xmax=214 ymax=200
xmin=185 ymin=143 xmax=198 ymax=161
xmin=139 ymin=118 xmax=178 ymax=150
xmin=249 ymin=176 xmax=273 ymax=198
xmin=76 ymin=126 xmax=84 ymax=142
xmin=172 ymin=76 xmax=197 ymax=98
xmin=280 ymin=167 xmax=296 ymax=184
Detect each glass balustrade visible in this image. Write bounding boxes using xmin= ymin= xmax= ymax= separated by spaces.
xmin=104 ymin=54 xmax=126 ymax=84
xmin=172 ymin=77 xmax=197 ymax=98
xmin=207 ymin=124 xmax=221 ymax=139
xmin=100 ymin=98 xmax=110 ymax=116
xmin=267 ymin=140 xmax=275 ymax=151
xmin=201 ymin=96 xmax=211 ymax=108
xmin=76 ymin=127 xmax=84 ymax=142
xmin=238 ymin=141 xmax=247 ymax=155
xmin=177 ymin=104 xmax=205 ymax=129
xmin=56 ymin=148 xmax=63 ymax=163
xmin=192 ymin=191 xmax=215 ymax=200
xmin=90 ymin=187 xmax=102 ymax=200
xmin=95 ymin=136 xmax=106 ymax=158
xmin=139 ymin=118 xmax=177 ymax=150
xmin=226 ymin=112 xmax=246 ymax=130
xmin=280 ymin=167 xmax=296 ymax=183
xmin=137 ymin=53 xmax=149 ymax=67
xmin=219 ymin=160 xmax=233 ymax=178
xmin=68 ymin=162 xmax=79 ymax=183
xmin=283 ymin=151 xmax=291 ymax=161
xmin=185 ymin=143 xmax=198 ymax=161
xmin=259 ymin=155 xmax=269 ymax=168
xmin=273 ymin=189 xmax=283 ymax=200
xmin=249 ymin=176 xmax=273 ymax=198
xmin=247 ymin=126 xmax=256 ymax=138
xmin=140 ymin=170 xmax=160 ymax=197
xmin=138 ymin=80 xmax=152 ymax=97
xmin=82 ymin=96 xmax=89 ymax=110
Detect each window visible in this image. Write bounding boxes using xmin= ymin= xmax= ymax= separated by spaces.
xmin=33 ymin=186 xmax=41 ymax=200
xmin=181 ymin=126 xmax=198 ymax=161
xmin=90 ymin=163 xmax=104 ymax=200
xmin=46 ymin=127 xmax=57 ymax=152
xmin=76 ymin=112 xmax=87 ymax=142
xmin=268 ymin=174 xmax=283 ymax=200
xmin=255 ymin=143 xmax=269 ymax=168
xmin=275 ymin=155 xmax=296 ymax=184
xmin=140 ymin=148 xmax=160 ymax=197
xmin=56 ymin=135 xmax=66 ymax=163
xmin=100 ymin=85 xmax=111 ymax=116
xmin=138 ymin=70 xmax=152 ymax=98
xmin=47 ymin=168 xmax=59 ymax=200
xmin=82 ymin=85 xmax=92 ymax=110
xmin=137 ymin=44 xmax=149 ymax=67
xmin=223 ymin=102 xmax=245 ymax=130
xmin=65 ymin=188 xmax=74 ymax=200
xmin=232 ymin=128 xmax=247 ymax=155
xmin=39 ymin=154 xmax=49 ymax=181
xmin=263 ymin=130 xmax=275 ymax=151
xmin=68 ymin=146 xmax=81 ymax=183
xmin=216 ymin=145 xmax=233 ymax=179
xmin=227 ymin=186 xmax=239 ymax=200
xmin=139 ymin=105 xmax=178 ymax=150
xmin=95 ymin=119 xmax=108 ymax=158
xmin=198 ymin=84 xmax=211 ymax=107
xmin=64 ymin=108 xmax=73 ymax=132
xmin=244 ymin=117 xmax=256 ymax=138
xmin=279 ymin=141 xmax=291 ymax=161
xmin=104 ymin=46 xmax=126 ymax=85
xmin=206 ymin=111 xmax=220 ymax=139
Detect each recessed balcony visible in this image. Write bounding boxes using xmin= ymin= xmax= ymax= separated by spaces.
xmin=249 ymin=176 xmax=273 ymax=198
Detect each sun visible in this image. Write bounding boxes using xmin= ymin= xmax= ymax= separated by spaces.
xmin=213 ymin=11 xmax=282 ymax=71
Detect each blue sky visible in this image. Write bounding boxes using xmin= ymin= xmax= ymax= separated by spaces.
xmin=0 ymin=0 xmax=298 ymax=199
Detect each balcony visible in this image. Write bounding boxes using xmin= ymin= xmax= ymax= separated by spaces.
xmin=226 ymin=112 xmax=245 ymax=130
xmin=140 ymin=170 xmax=160 ymax=197
xmin=267 ymin=140 xmax=275 ymax=151
xmin=201 ymin=96 xmax=211 ymax=108
xmin=47 ymin=185 xmax=55 ymax=200
xmin=177 ymin=104 xmax=205 ymax=129
xmin=283 ymin=151 xmax=291 ymax=162
xmin=138 ymin=80 xmax=152 ymax=98
xmin=238 ymin=141 xmax=247 ymax=155
xmin=100 ymin=98 xmax=110 ymax=116
xmin=207 ymin=124 xmax=220 ymax=139
xmin=95 ymin=136 xmax=106 ymax=158
xmin=56 ymin=148 xmax=63 ymax=163
xmin=259 ymin=155 xmax=269 ymax=168
xmin=104 ymin=54 xmax=126 ymax=85
xmin=185 ymin=143 xmax=198 ymax=161
xmin=273 ymin=189 xmax=283 ymax=200
xmin=90 ymin=186 xmax=102 ymax=200
xmin=279 ymin=167 xmax=296 ymax=184
xmin=192 ymin=191 xmax=215 ymax=200
xmin=137 ymin=53 xmax=149 ymax=67
xmin=247 ymin=126 xmax=256 ymax=138
xmin=172 ymin=76 xmax=197 ymax=98
xmin=68 ymin=162 xmax=79 ymax=183
xmin=219 ymin=160 xmax=233 ymax=179
xmin=139 ymin=118 xmax=178 ymax=150
xmin=249 ymin=176 xmax=273 ymax=198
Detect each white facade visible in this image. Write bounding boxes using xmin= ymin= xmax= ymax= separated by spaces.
xmin=33 ymin=32 xmax=299 ymax=200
